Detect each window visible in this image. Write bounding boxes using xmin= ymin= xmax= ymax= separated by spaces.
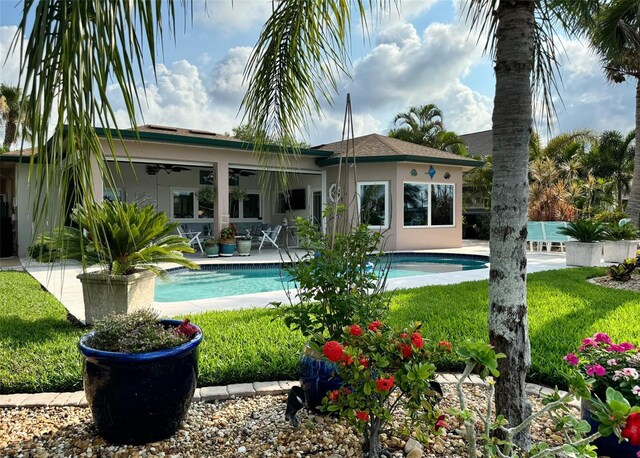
xmin=403 ymin=183 xmax=429 ymax=226
xmin=230 ymin=190 xmax=261 ymax=220
xmin=172 ymin=189 xmax=196 ymax=219
xmin=358 ymin=182 xmax=388 ymax=229
xmin=431 ymin=184 xmax=454 ymax=226
xmin=403 ymin=182 xmax=455 ymax=227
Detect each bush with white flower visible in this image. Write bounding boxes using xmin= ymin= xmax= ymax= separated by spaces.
xmin=564 ymin=332 xmax=640 ymax=406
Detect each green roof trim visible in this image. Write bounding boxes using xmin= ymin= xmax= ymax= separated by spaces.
xmin=94 ymin=127 xmax=333 ymax=158
xmin=315 ymin=154 xmax=484 ymax=168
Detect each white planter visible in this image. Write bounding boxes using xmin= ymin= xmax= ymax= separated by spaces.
xmin=603 ymin=240 xmax=639 ymax=263
xmin=77 ymin=270 xmax=156 ymax=325
xmin=565 ymin=241 xmax=604 ymax=267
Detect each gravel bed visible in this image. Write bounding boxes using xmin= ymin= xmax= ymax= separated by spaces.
xmin=1 ymin=384 xmax=573 ymax=458
xmin=590 ymin=274 xmax=640 ymax=292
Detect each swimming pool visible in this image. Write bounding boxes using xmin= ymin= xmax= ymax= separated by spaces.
xmin=154 ymin=253 xmax=488 ymax=302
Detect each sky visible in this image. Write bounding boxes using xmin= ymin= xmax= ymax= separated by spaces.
xmin=0 ymin=0 xmax=636 ymax=147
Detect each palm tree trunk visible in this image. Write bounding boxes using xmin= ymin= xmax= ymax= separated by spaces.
xmin=3 ymin=121 xmax=16 ymax=149
xmin=489 ymin=0 xmax=534 ymax=451
xmin=626 ymin=78 xmax=640 ymax=224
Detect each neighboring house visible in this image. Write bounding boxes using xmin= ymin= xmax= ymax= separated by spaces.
xmin=459 ymin=130 xmax=492 ymax=239
xmin=1 ymin=125 xmax=482 ymax=256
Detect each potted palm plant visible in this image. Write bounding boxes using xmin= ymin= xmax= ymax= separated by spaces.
xmin=603 ymin=221 xmax=639 ymax=263
xmin=218 ymin=224 xmax=238 ymax=257
xmin=79 ymin=308 xmax=202 ymax=445
xmin=203 ymin=237 xmax=219 ymax=257
xmin=33 ymin=201 xmax=198 ymax=324
xmin=558 ymin=220 xmax=607 ymax=267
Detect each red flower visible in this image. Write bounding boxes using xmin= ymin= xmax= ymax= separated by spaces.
xmin=376 ymin=375 xmax=395 ymax=392
xmin=400 ymin=343 xmax=413 ymax=359
xmin=622 ymin=412 xmax=640 ymax=446
xmin=438 ymin=340 xmax=452 ymax=352
xmin=411 ymin=332 xmax=424 ymax=349
xmin=356 ymin=411 xmax=370 ymax=422
xmin=359 ymin=357 xmax=369 ymax=368
xmin=323 ymin=341 xmax=344 ymax=362
xmin=435 ymin=414 xmax=449 ymax=431
xmin=349 ymin=324 xmax=363 ymax=336
xmin=368 ymin=320 xmax=383 ymax=331
xmin=175 ymin=318 xmax=200 ymax=338
xmin=399 ymin=332 xmax=409 ymax=339
xmin=341 ymin=354 xmax=354 ymax=366
xmin=328 ymin=390 xmax=340 ymax=402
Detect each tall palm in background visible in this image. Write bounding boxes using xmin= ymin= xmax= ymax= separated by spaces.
xmin=388 ymin=103 xmax=468 ymax=155
xmin=0 ymin=84 xmax=30 ymax=149
xmin=589 ymin=0 xmax=640 ymax=222
xmin=12 ymin=0 xmax=595 ymax=453
xmin=592 ymin=130 xmax=635 ymax=210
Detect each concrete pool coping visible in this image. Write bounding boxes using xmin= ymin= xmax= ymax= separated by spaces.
xmin=22 ymin=241 xmax=581 ymax=323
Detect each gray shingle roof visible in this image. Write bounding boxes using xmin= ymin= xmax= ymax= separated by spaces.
xmin=134 ymin=124 xmax=243 ymax=142
xmin=459 ymin=130 xmax=492 ymax=159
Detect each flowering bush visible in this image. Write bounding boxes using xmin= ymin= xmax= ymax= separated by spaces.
xmin=564 ymin=332 xmax=640 ymax=406
xmin=320 ymin=321 xmax=450 ymax=458
xmin=219 ymin=224 xmax=238 ymax=241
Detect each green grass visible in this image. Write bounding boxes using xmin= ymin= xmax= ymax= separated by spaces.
xmin=1 ymin=268 xmax=639 ymax=393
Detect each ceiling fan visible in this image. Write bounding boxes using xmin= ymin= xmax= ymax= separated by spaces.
xmin=146 ymin=164 xmax=191 ymax=175
xmin=229 ymin=168 xmax=256 ymax=177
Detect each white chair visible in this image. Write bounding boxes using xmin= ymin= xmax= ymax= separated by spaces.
xmin=177 ymin=225 xmax=204 ymax=253
xmin=258 ymin=225 xmax=282 ymax=251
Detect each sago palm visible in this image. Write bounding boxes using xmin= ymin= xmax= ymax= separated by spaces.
xmin=35 ymin=201 xmax=198 ymax=276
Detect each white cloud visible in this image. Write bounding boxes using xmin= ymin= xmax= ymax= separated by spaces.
xmin=0 ymin=26 xmax=24 ymax=86
xmin=193 ymin=0 xmax=272 ymax=32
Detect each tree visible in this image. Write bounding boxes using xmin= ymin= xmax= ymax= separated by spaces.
xmin=388 ymin=103 xmax=468 ymax=155
xmin=231 ymin=124 xmax=310 ymax=148
xmin=592 ymin=130 xmax=635 ymax=211
xmin=589 ymin=0 xmax=640 ymax=223
xmin=0 ymin=84 xmax=30 ymax=149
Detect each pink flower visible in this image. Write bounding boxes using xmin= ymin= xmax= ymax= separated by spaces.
xmin=594 ymin=333 xmax=612 ymax=344
xmin=586 ymin=364 xmax=606 ymax=377
xmin=579 ymin=338 xmax=599 ymax=352
xmin=632 ymin=386 xmax=640 ymax=397
xmin=564 ymin=353 xmax=579 ymax=366
xmin=620 ymin=342 xmax=635 ymax=351
xmin=607 ymin=359 xmax=618 ymax=366
xmin=623 ymin=368 xmax=639 ymax=379
xmin=607 ymin=344 xmax=629 ymax=353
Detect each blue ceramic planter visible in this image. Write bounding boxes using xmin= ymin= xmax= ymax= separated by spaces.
xmin=79 ymin=319 xmax=202 ymax=445
xmin=219 ymin=242 xmax=236 ymax=257
xmin=581 ymin=400 xmax=640 ymax=458
xmin=299 ymin=346 xmax=343 ymax=410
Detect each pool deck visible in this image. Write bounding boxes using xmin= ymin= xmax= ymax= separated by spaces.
xmin=21 ymin=241 xmax=586 ymax=323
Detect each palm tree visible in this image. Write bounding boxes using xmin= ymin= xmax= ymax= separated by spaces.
xmin=0 ymin=84 xmax=30 ymax=149
xmin=592 ymin=130 xmax=635 ymax=210
xmin=388 ymin=103 xmax=467 ymax=155
xmin=12 ymin=0 xmax=593 ymax=453
xmin=588 ymin=0 xmax=640 ymax=223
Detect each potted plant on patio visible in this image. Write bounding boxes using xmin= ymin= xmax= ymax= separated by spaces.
xmin=603 ymin=221 xmax=639 ymax=263
xmin=203 ymin=237 xmax=219 ymax=257
xmin=273 ymin=211 xmax=391 ymax=409
xmin=564 ymin=332 xmax=640 ymax=457
xmin=218 ymin=224 xmax=238 ymax=257
xmin=79 ymin=308 xmax=203 ymax=445
xmin=558 ymin=220 xmax=607 ymax=267
xmin=32 ymin=201 xmax=198 ymax=324
xmin=236 ymin=229 xmax=252 ymax=256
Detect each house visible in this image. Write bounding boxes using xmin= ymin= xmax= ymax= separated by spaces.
xmin=459 ymin=130 xmax=493 ymax=238
xmin=0 ymin=125 xmax=482 ymax=256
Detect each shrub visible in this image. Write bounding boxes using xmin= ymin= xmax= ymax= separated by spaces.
xmin=219 ymin=224 xmax=238 ymax=242
xmin=604 ymin=222 xmax=638 ymax=241
xmin=85 ymin=309 xmax=199 ymax=353
xmin=608 ymin=259 xmax=637 ymax=281
xmin=593 ymin=211 xmax=629 ymax=225
xmin=558 ymin=220 xmax=607 ymax=242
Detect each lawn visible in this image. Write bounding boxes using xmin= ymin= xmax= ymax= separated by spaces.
xmin=1 ymin=268 xmax=638 ymax=394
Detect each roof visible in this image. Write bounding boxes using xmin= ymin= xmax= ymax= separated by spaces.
xmin=459 ymin=130 xmax=493 ymax=159
xmin=0 ymin=148 xmax=33 ymax=163
xmin=313 ymin=133 xmax=483 ymax=168
xmin=95 ymin=125 xmax=331 ymax=158
xmin=134 ymin=124 xmax=244 ymax=143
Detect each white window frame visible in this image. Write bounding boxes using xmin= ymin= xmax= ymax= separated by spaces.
xmin=230 ymin=189 xmax=263 ymax=222
xmin=357 ymin=181 xmax=389 ymax=230
xmin=170 ymin=187 xmax=199 ymax=220
xmin=402 ymin=181 xmax=456 ymax=228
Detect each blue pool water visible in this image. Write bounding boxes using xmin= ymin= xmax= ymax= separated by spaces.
xmin=154 ymin=254 xmax=488 ymax=302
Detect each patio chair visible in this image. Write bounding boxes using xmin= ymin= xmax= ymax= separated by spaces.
xmin=526 ymin=221 xmax=545 ymax=253
xmin=542 ymin=221 xmax=570 ymax=252
xmin=258 ymin=225 xmax=282 ymax=251
xmin=177 ymin=225 xmax=204 ymax=253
